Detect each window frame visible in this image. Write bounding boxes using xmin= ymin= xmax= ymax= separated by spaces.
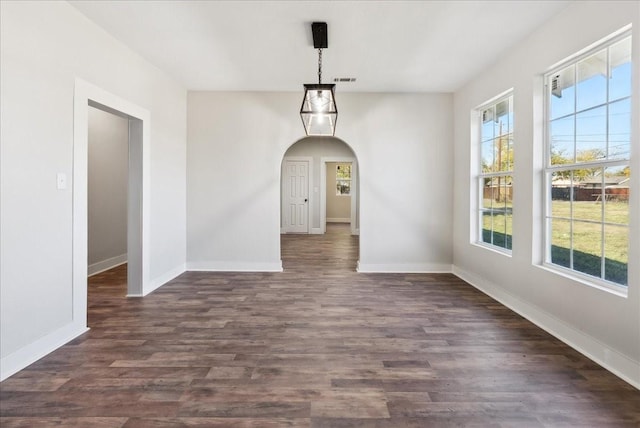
xmin=475 ymin=91 xmax=514 ymax=254
xmin=542 ymin=30 xmax=632 ymax=292
xmin=335 ymin=163 xmax=352 ymax=196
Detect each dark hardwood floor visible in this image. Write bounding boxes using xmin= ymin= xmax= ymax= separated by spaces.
xmin=1 ymin=223 xmax=638 ymax=427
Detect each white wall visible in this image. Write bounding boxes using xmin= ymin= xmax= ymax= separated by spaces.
xmin=0 ymin=1 xmax=187 ymax=379
xmin=88 ymin=106 xmax=128 ymax=274
xmin=187 ymin=91 xmax=453 ymax=272
xmin=452 ymin=1 xmax=640 ymax=386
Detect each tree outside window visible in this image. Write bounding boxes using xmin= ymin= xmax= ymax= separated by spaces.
xmin=336 ymin=164 xmax=351 ymax=196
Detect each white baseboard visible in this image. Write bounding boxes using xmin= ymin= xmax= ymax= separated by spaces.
xmin=141 ymin=263 xmax=186 ymax=296
xmin=88 ymin=253 xmax=127 ymax=276
xmin=327 ymin=218 xmax=350 ymax=223
xmin=310 ymin=227 xmax=322 ymax=235
xmin=186 ymin=261 xmax=283 ymax=272
xmin=356 ymin=262 xmax=452 ymax=273
xmin=0 ymin=322 xmax=88 ymax=382
xmin=452 ymin=265 xmax=640 ymax=390
xmin=281 ymin=229 xmax=314 ymax=234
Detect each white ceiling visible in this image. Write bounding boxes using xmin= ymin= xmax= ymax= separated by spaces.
xmin=68 ymin=0 xmax=570 ymax=93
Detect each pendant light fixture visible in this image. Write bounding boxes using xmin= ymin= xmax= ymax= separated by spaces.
xmin=300 ymin=22 xmax=337 ymax=136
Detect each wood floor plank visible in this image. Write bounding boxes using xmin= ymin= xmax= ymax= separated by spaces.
xmin=122 ymin=417 xmax=310 ymax=427
xmin=1 ymin=224 xmax=638 ymax=426
xmin=0 ymin=417 xmax=128 ymax=428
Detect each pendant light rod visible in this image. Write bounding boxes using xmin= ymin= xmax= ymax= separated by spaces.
xmin=318 ymin=48 xmax=323 ymax=84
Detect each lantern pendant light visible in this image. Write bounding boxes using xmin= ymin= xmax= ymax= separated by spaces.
xmin=300 ymin=22 xmax=337 ymax=136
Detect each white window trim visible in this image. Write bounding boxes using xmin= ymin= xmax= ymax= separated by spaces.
xmin=542 ymin=29 xmax=632 ymax=293
xmin=475 ymin=91 xmax=514 ymax=254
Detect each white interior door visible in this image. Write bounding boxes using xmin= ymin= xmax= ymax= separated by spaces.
xmin=284 ymin=160 xmax=309 ymax=233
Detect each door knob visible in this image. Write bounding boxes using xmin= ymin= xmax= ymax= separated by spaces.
xmin=304 ymin=198 xmax=308 ymax=202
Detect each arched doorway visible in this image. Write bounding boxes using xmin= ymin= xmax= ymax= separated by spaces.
xmin=280 ymin=136 xmax=360 ymax=272
xmin=280 ymin=136 xmax=359 ymax=236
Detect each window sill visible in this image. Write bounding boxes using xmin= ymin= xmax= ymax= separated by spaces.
xmin=471 ymin=242 xmax=513 ymax=257
xmin=537 ymin=263 xmax=628 ymax=298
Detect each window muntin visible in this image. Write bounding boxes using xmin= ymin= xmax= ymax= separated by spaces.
xmin=545 ymin=32 xmax=631 ymax=288
xmin=336 ymin=164 xmax=351 ymax=196
xmin=478 ymin=94 xmax=514 ymax=251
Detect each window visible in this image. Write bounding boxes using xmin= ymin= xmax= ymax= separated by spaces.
xmin=544 ymin=32 xmax=631 ymax=287
xmin=477 ymin=93 xmax=514 ymax=251
xmin=336 ymin=164 xmax=351 ymax=195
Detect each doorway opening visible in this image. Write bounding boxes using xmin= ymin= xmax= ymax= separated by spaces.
xmin=86 ymin=106 xmax=130 ymax=316
xmin=280 ymin=136 xmax=360 ymax=269
xmin=320 ymin=158 xmax=358 ymax=235
xmin=87 ymin=106 xmax=128 ymax=277
xmin=73 ymin=79 xmax=150 ymax=331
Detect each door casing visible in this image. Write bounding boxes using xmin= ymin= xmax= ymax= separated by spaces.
xmin=320 ymin=156 xmax=358 ymax=235
xmin=73 ymin=78 xmax=151 ymax=332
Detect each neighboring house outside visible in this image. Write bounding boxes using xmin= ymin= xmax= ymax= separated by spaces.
xmin=552 ymin=176 xmax=629 ymax=202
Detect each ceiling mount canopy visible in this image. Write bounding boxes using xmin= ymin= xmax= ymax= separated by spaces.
xmin=300 ymin=22 xmax=337 ymax=136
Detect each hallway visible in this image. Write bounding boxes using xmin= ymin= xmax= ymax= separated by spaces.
xmin=281 ymin=223 xmax=359 ymax=273
xmin=1 ymin=225 xmax=639 ymax=427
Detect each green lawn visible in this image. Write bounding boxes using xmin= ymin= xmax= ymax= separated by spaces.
xmin=482 ymin=199 xmax=629 ymax=285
